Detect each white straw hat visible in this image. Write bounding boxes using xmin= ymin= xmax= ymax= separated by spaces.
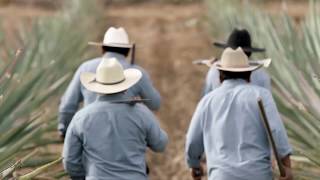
xmin=215 ymin=47 xmax=263 ymax=72
xmin=80 ymin=57 xmax=142 ymax=94
xmin=88 ymin=27 xmax=132 ymax=48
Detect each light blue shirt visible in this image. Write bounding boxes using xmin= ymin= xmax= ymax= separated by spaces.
xmin=186 ymin=79 xmax=292 ymax=180
xmin=58 ymin=52 xmax=161 ymax=133
xmin=63 ymin=93 xmax=168 ymax=180
xmin=203 ymin=66 xmax=271 ymax=95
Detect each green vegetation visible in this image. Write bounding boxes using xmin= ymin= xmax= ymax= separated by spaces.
xmin=0 ymin=0 xmax=102 ymax=178
xmin=206 ymin=0 xmax=320 ymax=179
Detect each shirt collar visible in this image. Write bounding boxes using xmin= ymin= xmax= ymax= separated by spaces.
xmin=97 ymin=92 xmax=129 ymax=102
xmin=221 ymin=79 xmax=249 ymax=88
xmin=103 ymin=52 xmax=127 ymax=62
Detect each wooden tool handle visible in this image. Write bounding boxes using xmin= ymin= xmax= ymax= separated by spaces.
xmin=258 ymin=98 xmax=286 ymax=177
xmin=131 ymin=43 xmax=136 ymax=65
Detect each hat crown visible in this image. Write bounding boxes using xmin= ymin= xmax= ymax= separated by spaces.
xmin=103 ymin=27 xmax=130 ymax=46
xmin=96 ymin=57 xmax=125 ymax=84
xmin=220 ymin=47 xmax=249 ymax=68
xmin=227 ymin=29 xmax=252 ymax=49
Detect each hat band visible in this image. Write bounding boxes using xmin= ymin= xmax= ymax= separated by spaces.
xmin=103 ymin=42 xmax=131 ymax=46
xmin=90 ymin=78 xmax=126 ymax=85
xmin=220 ymin=64 xmax=250 ymax=68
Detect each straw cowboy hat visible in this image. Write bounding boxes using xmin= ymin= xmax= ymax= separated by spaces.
xmin=215 ymin=47 xmax=263 ymax=72
xmin=80 ymin=57 xmax=142 ymax=94
xmin=213 ymin=28 xmax=265 ymax=53
xmin=88 ymin=27 xmax=132 ymax=48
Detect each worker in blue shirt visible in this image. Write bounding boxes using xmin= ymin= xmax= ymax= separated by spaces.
xmin=63 ymin=57 xmax=168 ymax=180
xmin=186 ymin=47 xmax=292 ymax=180
xmin=203 ymin=28 xmax=270 ymax=96
xmin=58 ymin=27 xmax=161 ymax=138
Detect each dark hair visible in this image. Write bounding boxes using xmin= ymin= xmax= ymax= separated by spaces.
xmin=102 ymin=46 xmax=130 ymax=57
xmin=219 ymin=70 xmax=251 ymax=83
xmin=243 ymin=50 xmax=252 ymax=57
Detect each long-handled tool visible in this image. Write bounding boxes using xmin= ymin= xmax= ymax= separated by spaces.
xmin=258 ymin=98 xmax=286 ymax=177
xmin=131 ymin=43 xmax=136 ymax=65
xmin=109 ymin=98 xmax=150 ymax=106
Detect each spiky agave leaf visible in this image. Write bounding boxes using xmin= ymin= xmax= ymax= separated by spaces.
xmin=0 ymin=0 xmax=102 ymax=177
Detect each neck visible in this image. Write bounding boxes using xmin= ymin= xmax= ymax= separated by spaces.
xmin=97 ymin=92 xmax=128 ymax=102
xmin=221 ymin=78 xmax=250 ymax=83
xmin=103 ymin=52 xmax=126 ymax=60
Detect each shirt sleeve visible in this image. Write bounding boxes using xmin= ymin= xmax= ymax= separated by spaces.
xmin=135 ymin=67 xmax=161 ymax=111
xmin=262 ymin=91 xmax=292 ymax=158
xmin=263 ymin=74 xmax=272 ymax=91
xmin=202 ymin=67 xmax=220 ymax=96
xmin=185 ymin=99 xmax=205 ymax=168
xmin=253 ymin=69 xmax=271 ymax=91
xmin=63 ymin=115 xmax=85 ymax=177
xmin=58 ymin=66 xmax=84 ymax=133
xmin=144 ymin=108 xmax=168 ymax=152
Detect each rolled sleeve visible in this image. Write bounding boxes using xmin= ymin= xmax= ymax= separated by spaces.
xmin=58 ymin=66 xmax=83 ymax=132
xmin=185 ymin=100 xmax=205 ymax=168
xmin=263 ymin=91 xmax=292 ymax=158
xmin=63 ymin=118 xmax=85 ymax=177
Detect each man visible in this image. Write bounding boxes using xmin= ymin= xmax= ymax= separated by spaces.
xmin=186 ymin=48 xmax=292 ymax=180
xmin=203 ymin=28 xmax=271 ymax=95
xmin=63 ymin=58 xmax=168 ymax=180
xmin=58 ymin=27 xmax=161 ymax=138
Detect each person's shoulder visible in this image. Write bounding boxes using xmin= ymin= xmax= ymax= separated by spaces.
xmin=253 ymin=68 xmax=270 ymax=80
xmin=238 ymin=83 xmax=271 ymax=97
xmin=134 ymin=103 xmax=153 ymax=114
xmin=74 ymin=101 xmax=105 ymax=115
xmin=198 ymin=89 xmax=219 ymax=106
xmin=78 ymin=57 xmax=101 ymax=71
xmin=71 ymin=106 xmax=89 ymax=124
xmin=130 ymin=64 xmax=148 ymax=74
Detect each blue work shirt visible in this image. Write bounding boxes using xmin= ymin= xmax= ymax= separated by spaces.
xmin=63 ymin=93 xmax=168 ymax=180
xmin=186 ymin=79 xmax=292 ymax=180
xmin=203 ymin=65 xmax=271 ymax=95
xmin=58 ymin=52 xmax=161 ymax=133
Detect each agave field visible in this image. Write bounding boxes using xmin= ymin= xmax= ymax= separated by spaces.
xmin=207 ymin=0 xmax=320 ymax=179
xmin=0 ymin=0 xmax=102 ymax=178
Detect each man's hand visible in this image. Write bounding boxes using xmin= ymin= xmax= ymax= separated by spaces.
xmin=58 ymin=130 xmax=65 ymax=141
xmin=279 ymin=166 xmax=293 ymax=180
xmin=191 ymin=165 xmax=204 ymax=180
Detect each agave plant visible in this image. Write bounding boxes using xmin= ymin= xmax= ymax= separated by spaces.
xmin=0 ymin=0 xmax=102 ymax=178
xmin=206 ymin=0 xmax=320 ymax=179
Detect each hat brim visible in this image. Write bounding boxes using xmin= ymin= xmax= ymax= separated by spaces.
xmin=88 ymin=42 xmax=133 ymax=48
xmin=80 ymin=69 xmax=142 ymax=94
xmin=215 ymin=62 xmax=263 ymax=72
xmin=206 ymin=58 xmax=271 ymax=68
xmin=213 ymin=42 xmax=265 ymax=52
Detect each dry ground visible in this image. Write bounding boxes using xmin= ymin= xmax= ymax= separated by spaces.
xmin=0 ymin=1 xmax=312 ymax=179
